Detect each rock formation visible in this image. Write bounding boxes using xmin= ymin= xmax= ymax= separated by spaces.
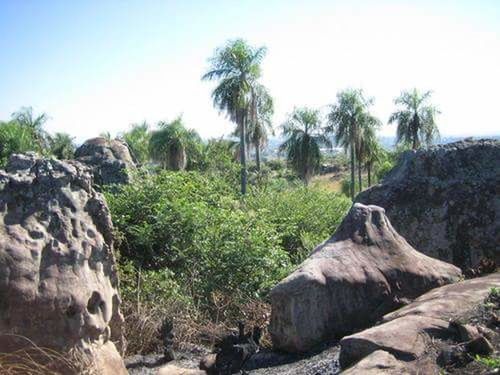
xmin=0 ymin=153 xmax=126 ymax=374
xmin=356 ymin=138 xmax=500 ymax=270
xmin=268 ymin=203 xmax=462 ymax=352
xmin=75 ymin=137 xmax=136 ymax=186
xmin=339 ymin=272 xmax=500 ymax=373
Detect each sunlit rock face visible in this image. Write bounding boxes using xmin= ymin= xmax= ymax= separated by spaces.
xmin=75 ymin=137 xmax=136 ymax=186
xmin=268 ymin=203 xmax=462 ymax=353
xmin=0 ymin=153 xmax=126 ymax=374
xmin=356 ymin=138 xmax=500 ymax=270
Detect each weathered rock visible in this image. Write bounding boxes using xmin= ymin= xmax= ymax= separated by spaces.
xmin=157 ymin=364 xmax=205 ymax=375
xmin=339 ymin=315 xmax=451 ymax=369
xmin=356 ymin=138 xmax=500 ymax=270
xmin=75 ymin=137 xmax=136 ymax=185
xmin=0 ymin=154 xmax=126 ymax=374
xmin=383 ymin=272 xmax=500 ymax=322
xmin=268 ymin=203 xmax=462 ymax=352
xmin=341 ymin=350 xmax=411 ymax=375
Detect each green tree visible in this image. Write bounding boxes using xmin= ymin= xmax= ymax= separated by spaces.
xmin=122 ymin=122 xmax=151 ymax=164
xmin=202 ymin=39 xmax=267 ymax=194
xmin=389 ymin=89 xmax=440 ymax=149
xmin=48 ymin=132 xmax=75 ymax=160
xmin=279 ymin=107 xmax=330 ymax=185
xmin=357 ymin=125 xmax=384 ymax=187
xmin=149 ymin=117 xmax=202 ymax=171
xmin=0 ymin=120 xmax=39 ymax=167
xmin=11 ymin=107 xmax=49 ymax=150
xmin=327 ymin=89 xmax=378 ymax=198
xmin=247 ymin=84 xmax=274 ymax=171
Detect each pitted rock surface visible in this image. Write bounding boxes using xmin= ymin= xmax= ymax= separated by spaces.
xmin=268 ymin=203 xmax=462 ymax=352
xmin=75 ymin=137 xmax=136 ymax=185
xmin=0 ymin=153 xmax=126 ymax=373
xmin=356 ymin=138 xmax=500 ymax=269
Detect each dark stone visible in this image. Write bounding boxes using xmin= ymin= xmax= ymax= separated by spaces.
xmin=356 ymin=138 xmax=500 ymax=270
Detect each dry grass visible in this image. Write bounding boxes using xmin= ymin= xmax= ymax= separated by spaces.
xmin=122 ymin=292 xmax=273 ymax=355
xmin=0 ymin=335 xmax=98 ymax=375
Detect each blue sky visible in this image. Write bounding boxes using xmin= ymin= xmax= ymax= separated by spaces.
xmin=1 ymin=0 xmax=499 ymax=142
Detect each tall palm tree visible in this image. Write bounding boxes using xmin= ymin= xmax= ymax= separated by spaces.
xmin=246 ymin=84 xmax=274 ymax=171
xmin=202 ymin=39 xmax=267 ymax=194
xmin=389 ymin=89 xmax=440 ymax=149
xmin=327 ymin=89 xmax=377 ymax=199
xmin=357 ymin=124 xmax=383 ymax=188
xmin=149 ymin=117 xmax=201 ymax=171
xmin=279 ymin=107 xmax=331 ymax=185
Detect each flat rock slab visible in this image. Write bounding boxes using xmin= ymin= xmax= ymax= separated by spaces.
xmin=383 ymin=272 xmax=500 ymax=322
xmin=269 ymin=203 xmax=461 ymax=352
xmin=341 ymin=350 xmax=410 ymax=375
xmin=339 ymin=315 xmax=451 ymax=369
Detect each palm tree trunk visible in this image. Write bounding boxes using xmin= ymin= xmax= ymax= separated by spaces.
xmin=358 ymin=159 xmax=362 ymax=192
xmin=367 ymin=163 xmax=372 ymax=186
xmin=255 ymin=141 xmax=261 ymax=171
xmin=240 ymin=112 xmax=247 ymax=195
xmin=350 ymin=146 xmax=355 ymax=199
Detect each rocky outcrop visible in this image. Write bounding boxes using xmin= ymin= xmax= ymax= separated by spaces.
xmin=383 ymin=272 xmax=500 ymax=322
xmin=341 ymin=350 xmax=411 ymax=375
xmin=268 ymin=203 xmax=462 ymax=352
xmin=0 ymin=153 xmax=126 ymax=374
xmin=356 ymin=138 xmax=500 ymax=270
xmin=339 ymin=273 xmax=500 ymax=373
xmin=75 ymin=137 xmax=136 ymax=186
xmin=339 ymin=315 xmax=451 ymax=368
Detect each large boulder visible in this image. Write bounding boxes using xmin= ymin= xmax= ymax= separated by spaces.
xmin=356 ymin=138 xmax=500 ymax=270
xmin=0 ymin=153 xmax=126 ymax=374
xmin=268 ymin=203 xmax=462 ymax=352
xmin=75 ymin=137 xmax=136 ymax=186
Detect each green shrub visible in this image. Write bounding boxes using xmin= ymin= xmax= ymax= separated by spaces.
xmin=247 ymin=187 xmax=350 ymax=263
xmin=107 ymin=171 xmax=350 ymax=315
xmin=376 ymin=160 xmax=395 ymax=181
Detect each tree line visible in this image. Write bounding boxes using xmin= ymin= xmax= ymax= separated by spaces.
xmin=0 ymin=39 xmax=440 ymax=200
xmin=203 ymin=39 xmax=440 ymax=198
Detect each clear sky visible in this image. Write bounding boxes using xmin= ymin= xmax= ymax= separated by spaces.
xmin=1 ymin=0 xmax=499 ymax=143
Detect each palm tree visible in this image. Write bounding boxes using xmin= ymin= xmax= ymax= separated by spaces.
xmin=246 ymin=84 xmax=274 ymax=171
xmin=327 ymin=89 xmax=378 ymax=198
xmin=122 ymin=122 xmax=151 ymax=164
xmin=11 ymin=107 xmax=49 ymax=150
xmin=202 ymin=39 xmax=267 ymax=194
xmin=149 ymin=117 xmax=201 ymax=171
xmin=357 ymin=125 xmax=383 ymax=187
xmin=389 ymin=89 xmax=440 ymax=149
xmin=279 ymin=107 xmax=331 ymax=185
xmin=48 ymin=133 xmax=75 ymax=160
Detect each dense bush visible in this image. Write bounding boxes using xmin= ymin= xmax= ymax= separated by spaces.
xmin=106 ymin=171 xmax=350 ymax=309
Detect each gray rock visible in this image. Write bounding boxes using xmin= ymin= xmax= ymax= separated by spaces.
xmin=0 ymin=154 xmax=126 ymax=374
xmin=75 ymin=137 xmax=136 ymax=186
xmin=356 ymin=138 xmax=500 ymax=270
xmin=268 ymin=203 xmax=462 ymax=353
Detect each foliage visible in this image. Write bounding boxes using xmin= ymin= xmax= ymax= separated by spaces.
xmin=47 ymin=132 xmax=75 ymax=160
xmin=121 ymin=122 xmax=151 ymax=164
xmin=106 ymin=171 xmax=350 ymax=308
xmin=376 ymin=160 xmax=395 ymax=181
xmin=11 ymin=106 xmax=49 ymax=150
xmin=0 ymin=120 xmax=41 ymax=167
xmin=279 ymin=107 xmax=331 ymax=184
xmin=475 ymin=355 xmax=500 ymax=369
xmin=327 ymin=89 xmax=380 ymax=198
xmin=389 ymin=88 xmax=440 ymax=149
xmin=149 ymin=117 xmax=203 ymax=171
xmin=203 ymin=38 xmax=268 ymax=194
